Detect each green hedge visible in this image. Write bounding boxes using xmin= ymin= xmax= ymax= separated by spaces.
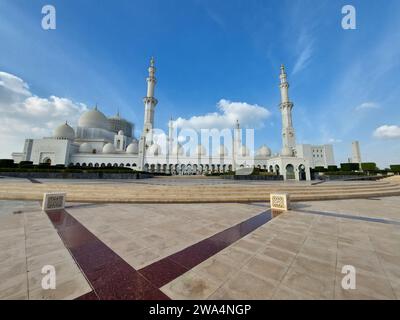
xmin=0 ymin=165 xmax=142 ymax=174
xmin=361 ymin=162 xmax=377 ymax=171
xmin=322 ymin=171 xmax=365 ymax=176
xmin=390 ymin=165 xmax=400 ymax=172
xmin=0 ymin=159 xmax=15 ymax=167
xmin=340 ymin=163 xmax=360 ymax=171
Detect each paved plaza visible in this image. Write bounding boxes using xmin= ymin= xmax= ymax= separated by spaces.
xmin=0 ymin=177 xmax=399 ymax=300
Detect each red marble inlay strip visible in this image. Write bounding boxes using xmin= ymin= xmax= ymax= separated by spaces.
xmin=45 ymin=209 xmax=169 ymax=300
xmin=138 ymin=210 xmax=271 ymax=287
xmin=47 ymin=208 xmax=271 ymax=300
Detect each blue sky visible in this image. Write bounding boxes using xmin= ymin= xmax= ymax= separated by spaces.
xmin=0 ymin=0 xmax=399 ymax=167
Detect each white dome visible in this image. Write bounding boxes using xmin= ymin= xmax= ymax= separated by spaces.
xmin=79 ymin=142 xmax=92 ymax=153
xmin=126 ymin=141 xmax=138 ymax=154
xmin=118 ymin=130 xmax=124 ymax=136
xmin=239 ymin=145 xmax=249 ymax=156
xmin=148 ymin=143 xmax=161 ymax=156
xmin=171 ymin=143 xmax=184 ymax=156
xmin=78 ymin=108 xmax=110 ymax=130
xmin=54 ymin=122 xmax=75 ymax=140
xmin=281 ymin=146 xmax=293 ymax=157
xmin=102 ymin=143 xmax=116 ymax=154
xmin=218 ymin=145 xmax=228 ymax=157
xmin=256 ymin=145 xmax=272 ymax=157
xmin=195 ymin=144 xmax=207 ymax=156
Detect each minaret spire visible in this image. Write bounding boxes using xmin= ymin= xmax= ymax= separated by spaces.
xmin=279 ymin=64 xmax=296 ymax=154
xmin=142 ymin=57 xmax=158 ymax=144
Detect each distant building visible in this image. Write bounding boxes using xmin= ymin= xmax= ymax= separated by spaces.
xmin=295 ymin=144 xmax=335 ymax=168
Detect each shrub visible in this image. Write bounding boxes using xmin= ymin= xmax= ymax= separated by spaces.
xmin=340 ymin=163 xmax=360 ymax=172
xmin=361 ymin=162 xmax=377 ymax=171
xmin=327 ymin=165 xmax=338 ymax=171
xmin=37 ymin=163 xmax=51 ymax=168
xmin=323 ymin=171 xmax=364 ymax=176
xmin=314 ymin=166 xmax=326 ymax=172
xmin=0 ymin=159 xmax=15 ymax=167
xmin=390 ymin=165 xmax=400 ymax=172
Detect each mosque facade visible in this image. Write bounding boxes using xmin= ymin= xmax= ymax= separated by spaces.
xmin=11 ymin=59 xmax=335 ymax=180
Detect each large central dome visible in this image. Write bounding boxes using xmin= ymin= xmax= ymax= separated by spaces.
xmin=78 ymin=107 xmax=110 ymax=130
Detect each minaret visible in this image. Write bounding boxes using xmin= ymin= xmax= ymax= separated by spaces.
xmin=167 ymin=117 xmax=174 ymax=155
xmin=142 ymin=57 xmax=158 ymax=144
xmin=234 ymin=119 xmax=242 ymax=152
xmin=279 ymin=64 xmax=296 ymax=153
xmin=138 ymin=57 xmax=158 ymax=171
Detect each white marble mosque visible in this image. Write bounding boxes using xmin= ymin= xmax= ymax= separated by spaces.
xmin=11 ymin=58 xmax=335 ymax=180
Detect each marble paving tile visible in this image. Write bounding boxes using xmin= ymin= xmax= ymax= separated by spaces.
xmin=0 ymin=273 xmax=27 ymax=299
xmin=243 ymin=255 xmax=289 ymax=283
xmin=161 ymin=270 xmax=220 ymax=300
xmin=209 ymin=270 xmax=279 ymax=300
xmin=29 ymin=273 xmax=92 ymax=300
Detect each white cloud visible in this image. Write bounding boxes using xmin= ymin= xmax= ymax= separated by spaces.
xmin=373 ymin=125 xmax=400 ymax=139
xmin=328 ymin=138 xmax=342 ymax=144
xmin=355 ymin=102 xmax=380 ymax=111
xmin=292 ymin=30 xmax=314 ymax=75
xmin=0 ymin=71 xmax=87 ymax=158
xmin=173 ymin=99 xmax=271 ymax=131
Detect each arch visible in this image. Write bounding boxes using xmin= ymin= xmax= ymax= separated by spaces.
xmin=75 ymin=163 xmax=80 ymax=167
xmin=228 ymin=164 xmax=232 ymax=172
xmin=82 ymin=163 xmax=87 ymax=167
xmin=132 ymin=163 xmax=137 ymax=167
xmin=126 ymin=163 xmax=131 ymax=167
xmin=150 ymin=164 xmax=155 ymax=172
xmin=275 ymin=165 xmax=280 ymax=175
xmin=88 ymin=163 xmax=93 ymax=167
xmin=42 ymin=158 xmax=51 ymax=165
xmin=94 ymin=163 xmax=99 ymax=168
xmin=119 ymin=163 xmax=124 ymax=167
xmin=299 ymin=164 xmax=306 ymax=181
xmin=144 ymin=163 xmax=149 ymax=172
xmin=285 ymin=164 xmax=295 ymax=180
xmin=269 ymin=165 xmax=273 ymax=173
xmin=107 ymin=163 xmax=112 ymax=167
